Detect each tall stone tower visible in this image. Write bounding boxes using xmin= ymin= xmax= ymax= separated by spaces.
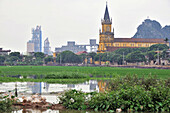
xmin=98 ymin=3 xmax=114 ymax=53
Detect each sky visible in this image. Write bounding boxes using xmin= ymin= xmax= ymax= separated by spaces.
xmin=0 ymin=0 xmax=170 ymax=53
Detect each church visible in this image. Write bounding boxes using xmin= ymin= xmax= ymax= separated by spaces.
xmin=97 ymin=3 xmax=169 ymax=53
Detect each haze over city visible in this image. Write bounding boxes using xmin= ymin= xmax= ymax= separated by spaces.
xmin=0 ymin=0 xmax=170 ymax=53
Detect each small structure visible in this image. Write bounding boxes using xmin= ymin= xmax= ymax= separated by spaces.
xmin=0 ymin=48 xmax=11 ymax=55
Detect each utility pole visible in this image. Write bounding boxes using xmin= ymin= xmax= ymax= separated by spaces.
xmin=60 ymin=54 xmax=62 ymax=64
xmin=157 ymin=48 xmax=159 ymax=65
xmin=123 ymin=52 xmax=124 ymax=65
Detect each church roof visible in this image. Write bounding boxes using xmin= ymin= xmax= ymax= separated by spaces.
xmin=104 ymin=3 xmax=110 ymax=22
xmin=114 ymin=38 xmax=166 ymax=43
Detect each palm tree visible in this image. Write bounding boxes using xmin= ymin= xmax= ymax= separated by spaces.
xmin=164 ymin=38 xmax=169 ymax=43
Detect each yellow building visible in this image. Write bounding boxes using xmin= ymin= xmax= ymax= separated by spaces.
xmin=98 ymin=4 xmax=169 ymax=53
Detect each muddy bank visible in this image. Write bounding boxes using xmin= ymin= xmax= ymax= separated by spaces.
xmin=13 ymin=102 xmax=65 ymax=110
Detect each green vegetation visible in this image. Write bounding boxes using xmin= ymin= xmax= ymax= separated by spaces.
xmin=0 ymin=77 xmax=88 ymax=84
xmin=0 ymin=93 xmax=18 ymax=112
xmin=0 ymin=44 xmax=169 ymax=65
xmin=0 ymin=66 xmax=169 ymax=80
xmin=59 ymin=75 xmax=170 ymax=112
xmin=95 ymin=44 xmax=169 ymax=64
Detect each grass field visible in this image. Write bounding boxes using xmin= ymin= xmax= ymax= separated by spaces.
xmin=0 ymin=66 xmax=169 ymax=79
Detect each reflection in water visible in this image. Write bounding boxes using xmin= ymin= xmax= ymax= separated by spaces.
xmin=3 ymin=80 xmax=109 ymax=113
xmin=0 ymin=80 xmax=108 ymax=104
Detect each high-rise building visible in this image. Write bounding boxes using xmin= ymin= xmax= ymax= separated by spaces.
xmin=44 ymin=37 xmax=52 ymax=55
xmin=27 ymin=26 xmax=42 ymax=53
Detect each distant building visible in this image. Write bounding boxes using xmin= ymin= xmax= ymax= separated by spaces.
xmin=44 ymin=38 xmax=52 ymax=55
xmin=27 ymin=26 xmax=42 ymax=53
xmin=76 ymin=51 xmax=88 ymax=55
xmin=55 ymin=39 xmax=98 ymax=53
xmin=27 ymin=42 xmax=34 ymax=53
xmin=0 ymin=48 xmax=11 ymax=55
xmin=98 ymin=3 xmax=169 ymax=53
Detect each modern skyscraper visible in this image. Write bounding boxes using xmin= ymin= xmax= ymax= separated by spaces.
xmin=44 ymin=37 xmax=52 ymax=55
xmin=27 ymin=26 xmax=42 ymax=53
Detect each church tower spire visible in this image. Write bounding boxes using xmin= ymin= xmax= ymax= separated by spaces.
xmin=104 ymin=2 xmax=110 ymax=22
xmin=98 ymin=2 xmax=114 ymax=53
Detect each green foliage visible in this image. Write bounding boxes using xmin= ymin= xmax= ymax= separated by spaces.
xmin=112 ymin=54 xmax=123 ymax=64
xmin=0 ymin=93 xmax=19 ymax=112
xmin=45 ymin=72 xmax=88 ymax=79
xmin=0 ymin=56 xmax=5 ymax=64
xmin=88 ymin=52 xmax=97 ymax=64
xmin=126 ymin=51 xmax=146 ymax=63
xmin=148 ymin=44 xmax=169 ymax=51
xmin=57 ymin=51 xmax=81 ymax=63
xmin=34 ymin=52 xmax=45 ymax=59
xmin=44 ymin=56 xmax=54 ymax=64
xmin=114 ymin=48 xmax=133 ymax=55
xmin=9 ymin=52 xmax=21 ymax=58
xmin=60 ymin=76 xmax=170 ymax=112
xmin=9 ymin=56 xmax=19 ymax=62
xmin=79 ymin=53 xmax=87 ymax=63
xmin=0 ymin=66 xmax=169 ymax=79
xmin=146 ymin=51 xmax=156 ymax=61
xmin=59 ymin=90 xmax=86 ymax=110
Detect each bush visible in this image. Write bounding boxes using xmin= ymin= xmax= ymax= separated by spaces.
xmin=59 ymin=90 xmax=86 ymax=110
xmin=60 ymin=75 xmax=170 ymax=112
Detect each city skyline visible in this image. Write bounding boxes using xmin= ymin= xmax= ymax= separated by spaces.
xmin=0 ymin=0 xmax=170 ymax=53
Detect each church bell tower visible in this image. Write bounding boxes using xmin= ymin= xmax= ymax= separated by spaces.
xmin=98 ymin=2 xmax=114 ymax=53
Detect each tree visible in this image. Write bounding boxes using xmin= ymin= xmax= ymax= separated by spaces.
xmin=44 ymin=56 xmax=54 ymax=64
xmin=0 ymin=56 xmax=5 ymax=64
xmin=146 ymin=51 xmax=156 ymax=61
xmin=10 ymin=56 xmax=19 ymax=62
xmin=57 ymin=51 xmax=81 ymax=63
xmin=164 ymin=38 xmax=169 ymax=43
xmin=9 ymin=52 xmax=22 ymax=60
xmin=9 ymin=52 xmax=20 ymax=57
xmin=161 ymin=50 xmax=169 ymax=59
xmin=126 ymin=51 xmax=146 ymax=63
xmin=148 ymin=44 xmax=169 ymax=51
xmin=112 ymin=54 xmax=123 ymax=64
xmin=88 ymin=52 xmax=97 ymax=64
xmin=114 ymin=48 xmax=133 ymax=55
xmin=79 ymin=53 xmax=87 ymax=63
xmin=34 ymin=52 xmax=45 ymax=59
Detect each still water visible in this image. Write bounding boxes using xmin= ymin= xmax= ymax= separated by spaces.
xmin=0 ymin=80 xmax=108 ymax=113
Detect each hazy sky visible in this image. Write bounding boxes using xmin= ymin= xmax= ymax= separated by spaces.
xmin=0 ymin=0 xmax=170 ymax=53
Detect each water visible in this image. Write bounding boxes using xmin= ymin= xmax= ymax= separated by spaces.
xmin=0 ymin=80 xmax=104 ymax=103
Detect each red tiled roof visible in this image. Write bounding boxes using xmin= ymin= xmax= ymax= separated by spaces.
xmin=76 ymin=51 xmax=88 ymax=55
xmin=114 ymin=38 xmax=165 ymax=43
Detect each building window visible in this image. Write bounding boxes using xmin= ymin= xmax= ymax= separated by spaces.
xmin=123 ymin=44 xmax=126 ymax=47
xmin=115 ymin=44 xmax=119 ymax=47
xmin=138 ymin=44 xmax=142 ymax=47
xmin=131 ymin=44 xmax=134 ymax=47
